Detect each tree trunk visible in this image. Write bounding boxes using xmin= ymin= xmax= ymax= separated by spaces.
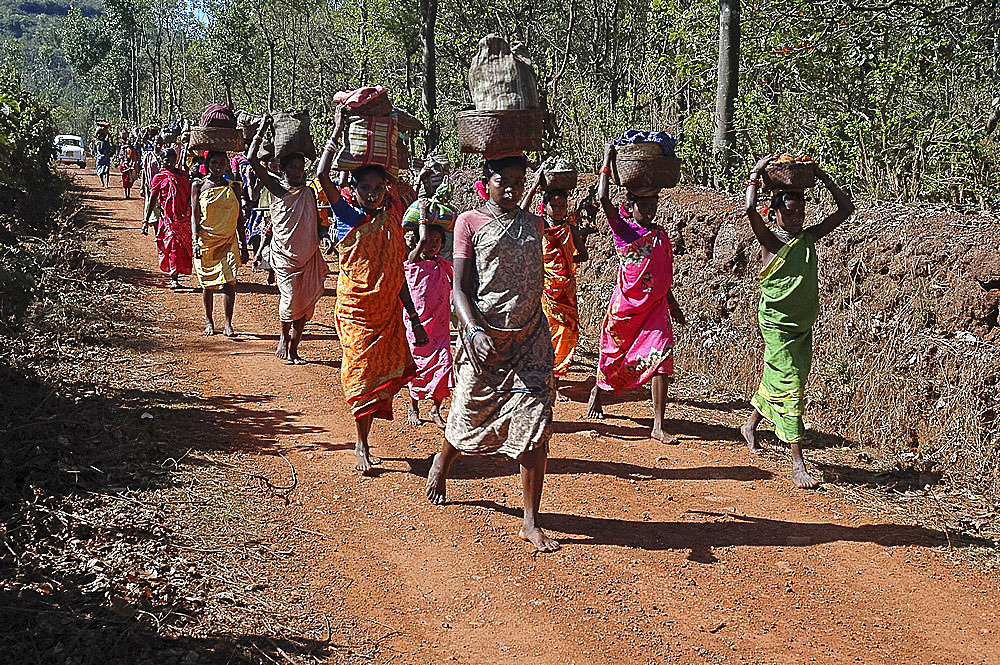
xmin=419 ymin=0 xmax=439 ymax=151
xmin=712 ymin=0 xmax=740 ymax=188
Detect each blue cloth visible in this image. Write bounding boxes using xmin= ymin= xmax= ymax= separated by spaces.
xmin=96 ymin=155 xmax=111 ymax=175
xmin=330 ymin=197 xmax=368 ymax=243
xmin=613 ymin=130 xmax=677 ymax=158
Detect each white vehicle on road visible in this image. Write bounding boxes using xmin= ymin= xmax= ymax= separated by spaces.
xmin=54 ymin=135 xmax=87 ymax=168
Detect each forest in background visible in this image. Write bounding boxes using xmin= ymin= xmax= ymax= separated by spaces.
xmin=3 ymin=0 xmax=1000 ymax=205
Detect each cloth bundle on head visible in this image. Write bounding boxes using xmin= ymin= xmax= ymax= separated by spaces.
xmin=200 ymin=104 xmax=238 ymax=129
xmin=231 ymin=154 xmax=249 ymax=175
xmin=333 ymin=87 xmax=391 ymax=115
xmin=402 ymin=182 xmax=456 ymax=232
xmin=331 ymin=89 xmax=399 ymax=176
xmin=614 ymin=130 xmax=677 ymax=158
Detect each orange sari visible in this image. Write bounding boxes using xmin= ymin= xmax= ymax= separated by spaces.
xmin=541 ymin=219 xmax=579 ymax=377
xmin=335 ymin=198 xmax=415 ymax=420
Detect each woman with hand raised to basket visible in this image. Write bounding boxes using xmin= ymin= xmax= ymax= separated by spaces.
xmin=247 ymin=115 xmax=330 ymax=365
xmin=586 ymin=140 xmax=686 ymax=444
xmin=425 ymin=154 xmax=560 ymax=553
xmin=742 ymin=154 xmax=854 ymax=489
xmin=316 ymin=105 xmax=429 ymax=475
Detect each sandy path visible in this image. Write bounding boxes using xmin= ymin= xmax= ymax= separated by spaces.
xmin=80 ymin=169 xmax=998 ymax=664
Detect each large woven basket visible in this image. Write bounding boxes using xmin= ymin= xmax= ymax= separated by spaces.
xmin=764 ymin=162 xmax=816 ymax=191
xmin=188 ymin=127 xmax=244 ymax=153
xmin=613 ymin=146 xmax=681 ymax=191
xmin=541 ymin=170 xmax=578 ymax=191
xmin=457 ymin=109 xmax=543 ymax=158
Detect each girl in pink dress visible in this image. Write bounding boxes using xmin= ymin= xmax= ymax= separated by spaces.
xmin=403 ymin=224 xmax=454 ymax=428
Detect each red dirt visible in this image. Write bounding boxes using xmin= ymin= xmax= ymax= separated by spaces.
xmin=79 ymin=169 xmax=999 ymax=664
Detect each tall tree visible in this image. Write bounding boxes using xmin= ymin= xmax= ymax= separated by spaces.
xmin=712 ymin=0 xmax=739 ymax=186
xmin=419 ymin=0 xmax=439 ymax=150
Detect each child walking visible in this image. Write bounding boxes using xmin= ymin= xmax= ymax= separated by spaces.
xmin=742 ymin=153 xmax=855 ymax=488
xmin=403 ymin=224 xmax=454 ymax=428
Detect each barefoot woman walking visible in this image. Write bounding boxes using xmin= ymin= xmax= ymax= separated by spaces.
xmin=426 ymin=155 xmax=559 ymax=553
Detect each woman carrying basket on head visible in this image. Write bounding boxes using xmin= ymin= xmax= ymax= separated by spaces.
xmin=316 ymin=105 xmax=429 ymax=475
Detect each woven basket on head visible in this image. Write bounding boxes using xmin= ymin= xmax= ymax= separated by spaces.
xmin=764 ymin=162 xmax=816 ymax=191
xmin=541 ymin=170 xmax=578 ymax=191
xmin=613 ymin=144 xmax=681 ymax=191
xmin=457 ymin=109 xmax=543 ymax=158
xmin=188 ymin=127 xmax=244 ymax=153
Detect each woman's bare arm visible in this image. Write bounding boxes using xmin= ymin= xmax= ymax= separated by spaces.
xmin=247 ymin=116 xmax=287 ymax=199
xmin=745 ymin=153 xmax=783 ymax=259
xmin=807 ymin=168 xmax=855 ymax=240
xmin=316 ymin=106 xmax=347 ymax=208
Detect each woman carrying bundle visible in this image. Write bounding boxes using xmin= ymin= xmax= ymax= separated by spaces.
xmin=586 ymin=141 xmax=686 ymax=443
xmin=144 ymin=147 xmax=193 ymax=289
xmin=117 ymin=137 xmax=138 ymax=199
xmin=140 ymin=136 xmax=163 ymax=235
xmin=190 ymin=151 xmax=248 ymax=336
xmin=426 ymin=154 xmax=560 ymax=553
xmin=248 ymin=116 xmax=330 ymax=364
xmin=522 ymin=168 xmax=588 ymax=394
xmin=316 ymin=106 xmax=428 ymax=474
xmin=742 ymin=154 xmax=854 ymax=489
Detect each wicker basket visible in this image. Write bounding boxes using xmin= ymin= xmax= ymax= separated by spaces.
xmin=764 ymin=162 xmax=816 ymax=191
xmin=188 ymin=127 xmax=244 ymax=153
xmin=541 ymin=170 xmax=578 ymax=191
xmin=613 ymin=149 xmax=681 ymax=191
xmin=457 ymin=109 xmax=543 ymax=158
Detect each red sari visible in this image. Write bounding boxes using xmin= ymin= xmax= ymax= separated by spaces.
xmin=150 ymin=169 xmax=193 ymax=276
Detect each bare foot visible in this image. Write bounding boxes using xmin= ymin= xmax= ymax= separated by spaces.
xmin=203 ymin=322 xmax=215 ymax=336
xmin=426 ymin=453 xmax=447 ymax=504
xmin=288 ymin=353 xmax=307 ymax=365
xmin=556 ymin=391 xmax=570 ymax=402
xmin=223 ymin=322 xmax=236 ymax=337
xmin=275 ymin=339 xmax=289 ymax=360
xmin=169 ymin=278 xmax=180 ymax=289
xmin=791 ymin=463 xmax=820 ymax=489
xmin=519 ymin=526 xmax=561 ymax=552
xmin=586 ymin=386 xmax=604 ymax=419
xmin=742 ymin=422 xmax=761 ymax=454
xmin=429 ymin=409 xmax=447 ymax=429
xmin=355 ymin=441 xmax=381 ymax=475
xmin=650 ymin=427 xmax=680 ymax=445
xmin=406 ymin=408 xmax=420 ymax=426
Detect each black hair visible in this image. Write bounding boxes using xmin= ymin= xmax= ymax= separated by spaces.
xmin=163 ymin=147 xmax=178 ymax=165
xmin=542 ymin=188 xmax=568 ymax=203
xmin=482 ymin=154 xmax=528 ymax=180
xmin=205 ymin=150 xmax=227 ymax=166
xmin=768 ymin=190 xmax=806 ymax=218
xmin=427 ymin=224 xmax=446 ymax=242
xmin=279 ymin=152 xmax=305 ymax=172
xmin=351 ymin=164 xmax=388 ymax=185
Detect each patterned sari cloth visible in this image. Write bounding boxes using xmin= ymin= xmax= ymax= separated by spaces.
xmin=445 ymin=208 xmax=554 ymax=460
xmin=149 ymin=169 xmax=193 ymax=276
xmin=195 ymin=183 xmax=242 ymax=288
xmin=333 ymin=194 xmax=415 ymax=420
xmin=596 ymin=225 xmax=675 ymax=392
xmin=404 ymin=257 xmax=454 ymax=401
xmin=269 ymin=186 xmax=330 ymax=322
xmin=541 ymin=218 xmax=579 ymax=377
xmin=750 ymin=230 xmax=819 ymax=443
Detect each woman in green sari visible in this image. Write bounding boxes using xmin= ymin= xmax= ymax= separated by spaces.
xmin=742 ymin=154 xmax=855 ymax=489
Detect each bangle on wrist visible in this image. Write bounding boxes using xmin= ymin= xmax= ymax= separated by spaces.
xmin=466 ymin=326 xmax=485 ymax=342
xmin=600 ymin=166 xmax=612 ymax=175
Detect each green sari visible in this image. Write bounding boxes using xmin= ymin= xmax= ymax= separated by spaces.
xmin=750 ymin=231 xmax=819 ymax=443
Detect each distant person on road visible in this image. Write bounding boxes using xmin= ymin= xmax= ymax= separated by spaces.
xmin=247 ymin=116 xmax=330 ymax=365
xmin=403 ymin=224 xmax=453 ymax=428
xmin=586 ymin=141 xmax=686 ymax=444
xmin=425 ymin=154 xmax=560 ymax=553
xmin=116 ymin=138 xmax=138 ymax=199
xmin=94 ymin=137 xmax=112 ymax=188
xmin=191 ymin=150 xmax=247 ymax=336
xmin=316 ymin=105 xmax=428 ymax=474
xmin=742 ymin=154 xmax=855 ymax=489
xmin=521 ymin=168 xmax=588 ymax=398
xmin=140 ymin=136 xmax=163 ymax=235
xmin=145 ymin=147 xmax=193 ymax=289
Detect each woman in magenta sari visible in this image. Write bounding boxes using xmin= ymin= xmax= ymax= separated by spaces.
xmin=586 ymin=141 xmax=686 ymax=443
xmin=144 ymin=147 xmax=193 ymax=289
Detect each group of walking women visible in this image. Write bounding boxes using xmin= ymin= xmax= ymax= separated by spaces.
xmin=132 ymin=107 xmax=855 ymax=552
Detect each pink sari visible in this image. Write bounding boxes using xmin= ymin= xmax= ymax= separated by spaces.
xmin=596 ymin=228 xmax=674 ymax=391
xmin=404 ymin=256 xmax=454 ymax=401
xmin=150 ymin=169 xmax=193 ymax=276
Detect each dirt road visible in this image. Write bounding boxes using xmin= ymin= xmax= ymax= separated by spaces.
xmin=80 ymin=169 xmax=998 ymax=664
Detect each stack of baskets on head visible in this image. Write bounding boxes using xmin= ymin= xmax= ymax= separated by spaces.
xmin=331 ymin=86 xmax=400 ymax=177
xmin=762 ymin=153 xmax=816 ymax=192
xmin=611 ymin=130 xmax=681 ymax=197
xmin=256 ymin=109 xmax=317 ymax=163
xmin=188 ymin=104 xmax=244 ymax=153
xmin=458 ymin=34 xmax=543 ymax=159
